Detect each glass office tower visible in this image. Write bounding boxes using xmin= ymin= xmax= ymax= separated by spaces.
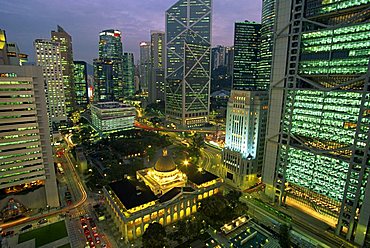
xmin=165 ymin=0 xmax=212 ymax=128
xmin=263 ymin=1 xmax=370 ymax=246
xmin=74 ymin=61 xmax=88 ymax=108
xmin=232 ymin=22 xmax=262 ymax=90
xmin=94 ymin=30 xmax=125 ymax=102
xmin=98 ymin=29 xmax=123 ymax=59
xmin=149 ymin=31 xmax=165 ymax=104
xmin=123 ymin=52 xmax=135 ymax=98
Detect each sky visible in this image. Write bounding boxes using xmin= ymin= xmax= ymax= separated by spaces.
xmin=1 ymin=0 xmax=262 ymax=64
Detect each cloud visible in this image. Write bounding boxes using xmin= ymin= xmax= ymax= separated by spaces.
xmin=1 ymin=0 xmax=261 ymax=63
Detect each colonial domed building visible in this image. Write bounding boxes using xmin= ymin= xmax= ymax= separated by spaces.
xmin=136 ymin=149 xmax=186 ymax=195
xmin=103 ymin=148 xmax=223 ymax=242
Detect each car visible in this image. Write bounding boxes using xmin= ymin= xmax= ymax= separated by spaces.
xmin=84 ymin=228 xmax=90 ymax=236
xmin=89 ymin=220 xmax=96 ymax=229
xmin=89 ymin=241 xmax=95 ymax=248
xmin=38 ymin=218 xmax=48 ymax=225
xmin=92 ymin=229 xmax=98 ymax=237
xmin=95 ymin=236 xmax=100 ymax=244
xmin=102 ymin=244 xmax=107 ymax=248
xmin=81 ymin=221 xmax=88 ymax=229
xmin=86 ymin=234 xmax=93 ymax=241
xmin=2 ymin=230 xmax=14 ymax=237
xmin=20 ymin=224 xmax=32 ymax=231
xmin=80 ymin=216 xmax=86 ymax=221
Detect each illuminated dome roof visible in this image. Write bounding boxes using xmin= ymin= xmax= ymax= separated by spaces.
xmin=154 ymin=149 xmax=176 ymax=172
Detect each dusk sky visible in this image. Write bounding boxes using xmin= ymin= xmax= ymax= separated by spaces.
xmin=1 ymin=0 xmax=262 ymax=64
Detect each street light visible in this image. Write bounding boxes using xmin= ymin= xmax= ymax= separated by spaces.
xmin=183 ymin=160 xmax=189 ymax=166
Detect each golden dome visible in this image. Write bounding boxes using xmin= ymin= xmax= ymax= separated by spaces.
xmin=154 ymin=149 xmax=176 ymax=172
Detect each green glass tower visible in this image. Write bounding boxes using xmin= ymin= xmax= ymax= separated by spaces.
xmin=165 ymin=0 xmax=212 ymax=128
xmin=123 ymin=52 xmax=135 ymax=98
xmin=98 ymin=29 xmax=123 ymax=59
xmin=94 ymin=30 xmax=125 ymax=102
xmin=263 ymin=0 xmax=370 ymax=246
xmin=73 ymin=61 xmax=88 ymax=107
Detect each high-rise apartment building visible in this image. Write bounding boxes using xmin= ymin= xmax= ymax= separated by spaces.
xmin=74 ymin=61 xmax=88 ymax=108
xmin=0 ymin=65 xmax=59 ymax=209
xmin=149 ymin=31 xmax=165 ymax=104
xmin=123 ymin=52 xmax=135 ymax=98
xmin=263 ymin=1 xmax=370 ymax=246
xmin=51 ymin=25 xmax=75 ymax=114
xmin=139 ymin=41 xmax=151 ymax=93
xmin=232 ymin=21 xmax=262 ymax=90
xmin=34 ymin=39 xmax=67 ymax=124
xmin=94 ymin=30 xmax=125 ymax=102
xmin=165 ymin=0 xmax=212 ymax=128
xmin=211 ymin=45 xmax=227 ymax=70
xmin=226 ymin=46 xmax=234 ymax=76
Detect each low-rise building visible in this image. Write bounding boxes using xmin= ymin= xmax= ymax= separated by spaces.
xmin=103 ymin=149 xmax=223 ymax=242
xmin=91 ymin=102 xmax=135 ymax=134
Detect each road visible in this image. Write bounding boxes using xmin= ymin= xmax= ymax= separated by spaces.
xmin=242 ymin=196 xmax=356 ymax=248
xmin=200 ymin=146 xmax=223 ymax=176
xmin=135 ymin=121 xmax=223 ymax=134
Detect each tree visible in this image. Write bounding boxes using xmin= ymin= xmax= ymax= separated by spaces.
xmin=279 ymin=224 xmax=291 ymax=248
xmin=189 ymin=134 xmax=205 ymax=156
xmin=142 ymin=222 xmax=167 ymax=248
xmin=225 ymin=190 xmax=242 ymax=208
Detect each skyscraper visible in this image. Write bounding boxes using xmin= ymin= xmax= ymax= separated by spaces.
xmin=211 ymin=45 xmax=227 ymax=70
xmin=263 ymin=1 xmax=370 ymax=246
xmin=99 ymin=29 xmax=123 ymax=59
xmin=149 ymin=31 xmax=165 ymax=104
xmin=123 ymin=52 xmax=135 ymax=98
xmin=34 ymin=39 xmax=67 ymax=124
xmin=0 ymin=64 xmax=60 ymax=209
xmin=221 ymin=0 xmax=275 ymax=189
xmin=139 ymin=41 xmax=151 ymax=93
xmin=74 ymin=61 xmax=88 ymax=108
xmin=222 ymin=90 xmax=268 ymax=188
xmin=232 ymin=21 xmax=262 ymax=90
xmin=51 ymin=25 xmax=75 ymax=114
xmin=94 ymin=30 xmax=125 ymax=102
xmin=165 ymin=0 xmax=212 ymax=128
xmin=221 ymin=21 xmax=268 ymax=189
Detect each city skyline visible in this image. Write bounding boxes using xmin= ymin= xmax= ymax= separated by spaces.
xmin=1 ymin=0 xmax=261 ymax=63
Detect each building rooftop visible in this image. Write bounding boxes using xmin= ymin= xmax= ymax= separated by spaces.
xmin=179 ymin=165 xmax=219 ymax=186
xmin=159 ymin=187 xmax=182 ymax=203
xmin=92 ymin=101 xmax=134 ymax=110
xmin=154 ymin=149 xmax=177 ymax=172
xmin=108 ymin=180 xmax=157 ymax=210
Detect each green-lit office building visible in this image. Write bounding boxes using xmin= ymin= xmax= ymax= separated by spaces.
xmin=74 ymin=61 xmax=88 ymax=108
xmin=263 ymin=1 xmax=370 ymax=246
xmin=123 ymin=52 xmax=135 ymax=98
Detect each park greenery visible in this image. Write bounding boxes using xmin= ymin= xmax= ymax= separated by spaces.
xmin=142 ymin=222 xmax=168 ymax=248
xmin=141 ymin=191 xmax=248 ymax=247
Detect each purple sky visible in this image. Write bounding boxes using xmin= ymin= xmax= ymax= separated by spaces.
xmin=1 ymin=0 xmax=261 ymax=64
